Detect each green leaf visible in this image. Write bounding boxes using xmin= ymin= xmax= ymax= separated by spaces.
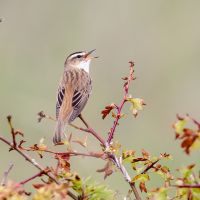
xmin=82 ymin=178 xmax=115 ymax=200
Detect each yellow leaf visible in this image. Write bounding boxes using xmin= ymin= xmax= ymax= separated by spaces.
xmin=126 ymin=98 xmax=145 ymax=117
xmin=191 ymin=136 xmax=200 ymax=151
xmin=174 ymin=119 xmax=187 ymax=134
xmin=132 ymin=174 xmax=149 ymax=183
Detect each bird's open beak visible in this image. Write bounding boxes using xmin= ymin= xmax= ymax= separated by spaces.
xmin=85 ymin=49 xmax=98 ymax=60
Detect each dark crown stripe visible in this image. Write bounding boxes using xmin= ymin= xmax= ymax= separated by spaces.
xmin=67 ymin=51 xmax=84 ymax=60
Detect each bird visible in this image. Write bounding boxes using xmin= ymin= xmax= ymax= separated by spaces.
xmin=53 ymin=49 xmax=96 ymax=144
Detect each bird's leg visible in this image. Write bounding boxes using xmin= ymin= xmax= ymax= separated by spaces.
xmin=78 ymin=114 xmax=89 ymax=128
xmin=69 ymin=123 xmax=82 ymax=130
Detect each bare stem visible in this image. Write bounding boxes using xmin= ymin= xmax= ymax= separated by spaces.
xmin=71 ymin=120 xmax=106 ymax=146
xmin=19 ymin=170 xmax=45 ymax=185
xmin=7 ymin=116 xmax=17 ymax=148
xmin=173 ymin=184 xmax=200 ymax=188
xmin=109 ymin=154 xmax=141 ymax=200
xmin=1 ymin=163 xmax=14 ymax=186
xmin=27 ymin=148 xmax=105 ymax=159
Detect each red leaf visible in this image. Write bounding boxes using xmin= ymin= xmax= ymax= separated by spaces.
xmin=101 ymin=104 xmax=115 ymax=119
xmin=33 ymin=183 xmax=44 ymax=189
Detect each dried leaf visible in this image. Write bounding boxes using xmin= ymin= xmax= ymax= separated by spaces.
xmin=56 ymin=154 xmax=70 ymax=173
xmin=37 ymin=111 xmax=46 ymax=123
xmin=101 ymin=103 xmax=115 ymax=119
xmin=97 ymin=161 xmax=113 ymax=179
xmin=139 ymin=182 xmax=147 ymax=193
xmin=142 ymin=149 xmax=150 ymax=159
xmin=32 ymin=183 xmax=44 ymax=189
xmin=173 ymin=115 xmax=200 ymax=154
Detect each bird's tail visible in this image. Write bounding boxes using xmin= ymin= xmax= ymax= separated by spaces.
xmin=53 ymin=120 xmax=65 ymax=145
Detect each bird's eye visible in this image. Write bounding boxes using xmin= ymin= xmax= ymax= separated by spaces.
xmin=77 ymin=55 xmax=82 ymax=58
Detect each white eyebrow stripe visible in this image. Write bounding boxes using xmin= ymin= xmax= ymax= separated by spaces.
xmin=69 ymin=52 xmax=85 ymax=59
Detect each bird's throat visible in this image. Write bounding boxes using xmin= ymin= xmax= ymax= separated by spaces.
xmin=77 ymin=60 xmax=91 ymax=73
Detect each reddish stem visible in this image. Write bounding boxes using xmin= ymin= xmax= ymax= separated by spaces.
xmin=141 ymin=159 xmax=160 ymax=174
xmin=107 ymin=99 xmax=126 ymax=144
xmin=107 ymin=62 xmax=134 ymax=144
xmin=73 ymin=121 xmax=106 ymax=146
xmin=19 ymin=171 xmax=45 ymax=185
xmin=174 ymin=184 xmax=200 ymax=188
xmin=35 ymin=149 xmax=105 ymax=159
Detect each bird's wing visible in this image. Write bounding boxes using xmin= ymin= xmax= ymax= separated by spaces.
xmin=56 ymin=87 xmax=65 ymax=119
xmin=68 ymin=90 xmax=90 ymax=122
xmin=56 ymin=83 xmax=74 ymax=121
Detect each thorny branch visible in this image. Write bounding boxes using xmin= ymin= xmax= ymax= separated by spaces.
xmin=107 ymin=61 xmax=135 ymax=144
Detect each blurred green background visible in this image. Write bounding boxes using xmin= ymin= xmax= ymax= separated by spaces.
xmin=1 ymin=0 xmax=200 ymax=198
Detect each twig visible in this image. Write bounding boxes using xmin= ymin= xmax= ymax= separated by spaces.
xmin=107 ymin=61 xmax=134 ymax=144
xmin=37 ymin=111 xmax=56 ymax=123
xmin=141 ymin=159 xmax=159 ymax=174
xmin=0 ymin=136 xmax=58 ymax=182
xmin=70 ymin=121 xmax=106 ymax=146
xmin=19 ymin=170 xmax=45 ymax=185
xmin=0 ymin=135 xmax=77 ymax=200
xmin=7 ymin=116 xmax=17 ymax=148
xmin=25 ymin=147 xmax=106 ymax=159
xmin=173 ymin=184 xmax=200 ymax=188
xmin=1 ymin=163 xmax=14 ymax=186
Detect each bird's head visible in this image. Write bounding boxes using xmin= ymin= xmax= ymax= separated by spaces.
xmin=65 ymin=49 xmax=97 ymax=73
